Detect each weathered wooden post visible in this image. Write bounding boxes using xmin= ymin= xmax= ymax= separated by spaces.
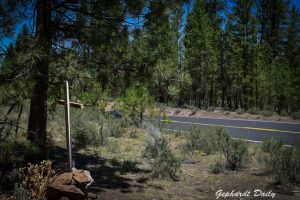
xmin=57 ymin=82 xmax=84 ymax=172
xmin=64 ymin=80 xmax=72 ymax=172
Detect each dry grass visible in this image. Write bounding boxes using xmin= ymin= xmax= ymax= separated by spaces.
xmin=47 ymin=125 xmax=300 ymax=200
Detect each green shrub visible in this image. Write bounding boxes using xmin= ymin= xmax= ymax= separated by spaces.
xmin=0 ymin=137 xmax=41 ymax=170
xmin=210 ymin=160 xmax=225 ymax=174
xmin=72 ymin=111 xmax=108 ymax=149
xmin=144 ymin=123 xmax=181 ymax=180
xmin=106 ymin=139 xmax=121 ymax=153
xmin=115 ymin=86 xmax=154 ymax=127
xmin=207 ymin=106 xmax=214 ymax=112
xmin=151 ymin=145 xmax=181 ymax=180
xmin=129 ymin=128 xmax=138 ymax=138
xmin=106 ymin=119 xmax=123 ymax=138
xmin=259 ymin=138 xmax=283 ymax=174
xmin=144 ymin=132 xmax=167 ymax=159
xmin=184 ymin=127 xmax=249 ymax=171
xmin=223 ymin=139 xmax=249 ymax=171
xmin=223 ymin=105 xmax=229 ymax=111
xmin=0 ymin=136 xmax=42 ymax=191
xmin=184 ymin=126 xmax=230 ymax=155
xmin=272 ymin=147 xmax=300 ymax=190
xmin=260 ymin=139 xmax=300 ymax=191
xmin=261 ymin=138 xmax=284 ymax=154
xmin=292 ymin=111 xmax=300 ymax=120
xmin=236 ymin=107 xmax=244 ymax=115
xmin=0 ymin=138 xmax=22 ymax=170
xmin=248 ymin=107 xmax=258 ymax=115
xmin=259 ymin=110 xmax=274 ymax=117
xmin=279 ymin=110 xmax=289 ymax=117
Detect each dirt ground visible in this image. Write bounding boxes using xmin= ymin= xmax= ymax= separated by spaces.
xmin=164 ymin=107 xmax=300 ymax=123
xmin=106 ymin=102 xmax=300 ymax=123
xmin=50 ymin=129 xmax=300 ymax=200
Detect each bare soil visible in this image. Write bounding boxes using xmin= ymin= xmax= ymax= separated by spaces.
xmin=164 ymin=107 xmax=300 ymax=123
xmin=105 ymin=102 xmax=300 ymax=123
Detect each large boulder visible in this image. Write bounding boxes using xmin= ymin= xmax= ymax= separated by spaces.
xmin=46 ymin=168 xmax=94 ymax=200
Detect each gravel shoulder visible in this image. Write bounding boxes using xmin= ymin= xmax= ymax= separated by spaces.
xmin=164 ymin=107 xmax=300 ymax=123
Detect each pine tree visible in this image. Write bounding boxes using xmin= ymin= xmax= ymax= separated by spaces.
xmin=0 ymin=26 xmax=34 ymax=137
xmin=132 ymin=1 xmax=185 ymax=104
xmin=285 ymin=5 xmax=300 ymax=112
xmin=205 ymin=0 xmax=225 ymax=107
xmin=0 ymin=0 xmax=151 ymax=160
xmin=225 ymin=0 xmax=258 ymax=110
xmin=256 ymin=0 xmax=290 ymax=59
xmin=185 ymin=0 xmax=218 ymax=108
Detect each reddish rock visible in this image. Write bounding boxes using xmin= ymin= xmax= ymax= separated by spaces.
xmin=72 ymin=169 xmax=94 ymax=188
xmin=46 ymin=168 xmax=94 ymax=200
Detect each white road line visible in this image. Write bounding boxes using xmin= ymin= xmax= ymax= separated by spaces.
xmin=164 ymin=128 xmax=292 ymax=147
xmin=168 ymin=115 xmax=300 ymax=125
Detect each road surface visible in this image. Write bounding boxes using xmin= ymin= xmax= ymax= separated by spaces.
xmin=158 ymin=115 xmax=300 ymax=145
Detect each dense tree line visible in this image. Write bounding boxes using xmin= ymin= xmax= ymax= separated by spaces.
xmin=185 ymin=0 xmax=300 ymax=114
xmin=0 ymin=0 xmax=299 ymax=158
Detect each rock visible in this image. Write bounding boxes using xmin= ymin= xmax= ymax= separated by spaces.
xmin=47 ymin=184 xmax=85 ymax=200
xmin=46 ymin=168 xmax=94 ymax=200
xmin=72 ymin=168 xmax=94 ymax=188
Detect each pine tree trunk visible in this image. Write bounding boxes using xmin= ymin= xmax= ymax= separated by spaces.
xmin=27 ymin=0 xmax=51 ymax=159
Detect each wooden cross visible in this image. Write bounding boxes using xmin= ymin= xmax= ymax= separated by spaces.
xmin=58 ymin=81 xmax=84 ymax=172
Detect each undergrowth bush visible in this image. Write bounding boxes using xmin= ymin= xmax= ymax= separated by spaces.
xmin=259 ymin=110 xmax=274 ymax=117
xmin=207 ymin=106 xmax=214 ymax=112
xmin=0 ymin=136 xmax=40 ymax=171
xmin=17 ymin=160 xmax=55 ymax=199
xmin=272 ymin=147 xmax=300 ymax=190
xmin=248 ymin=107 xmax=258 ymax=115
xmin=184 ymin=126 xmax=230 ymax=155
xmin=279 ymin=110 xmax=289 ymax=117
xmin=223 ymin=139 xmax=249 ymax=170
xmin=151 ymin=142 xmax=181 ymax=180
xmin=144 ymin=122 xmax=181 ymax=180
xmin=260 ymin=138 xmax=284 ymax=174
xmin=72 ymin=110 xmax=108 ymax=149
xmin=260 ymin=138 xmax=300 ymax=191
xmin=184 ymin=127 xmax=249 ymax=171
xmin=210 ymin=160 xmax=225 ymax=174
xmin=115 ymin=86 xmax=154 ymax=127
xmin=261 ymin=138 xmax=284 ymax=154
xmin=0 ymin=135 xmax=43 ymax=192
xmin=236 ymin=107 xmax=244 ymax=115
xmin=292 ymin=111 xmax=300 ymax=120
xmin=106 ymin=119 xmax=123 ymax=138
xmin=106 ymin=139 xmax=121 ymax=153
xmin=72 ymin=109 xmax=128 ymax=149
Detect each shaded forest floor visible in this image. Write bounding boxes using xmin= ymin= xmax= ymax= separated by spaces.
xmin=50 ymin=130 xmax=300 ymax=200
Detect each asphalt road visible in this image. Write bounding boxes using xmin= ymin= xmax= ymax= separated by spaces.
xmin=158 ymin=115 xmax=300 ymax=145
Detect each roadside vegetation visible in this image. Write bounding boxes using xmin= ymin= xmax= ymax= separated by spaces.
xmin=1 ymin=100 xmax=300 ymax=199
xmin=1 ymin=0 xmax=300 ymax=199
xmin=258 ymin=138 xmax=300 ymax=192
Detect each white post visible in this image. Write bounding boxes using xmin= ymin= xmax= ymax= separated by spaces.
xmin=64 ymin=80 xmax=72 ymax=172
